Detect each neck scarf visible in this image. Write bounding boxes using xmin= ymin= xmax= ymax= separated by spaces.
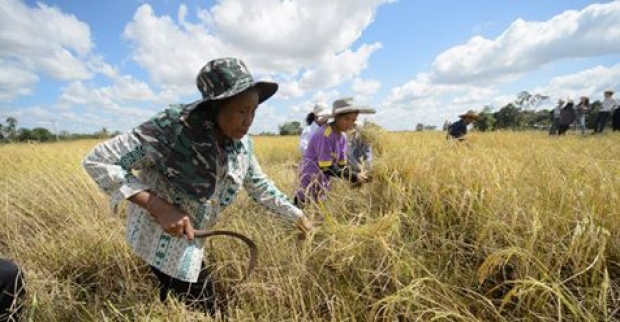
xmin=134 ymin=101 xmax=223 ymax=202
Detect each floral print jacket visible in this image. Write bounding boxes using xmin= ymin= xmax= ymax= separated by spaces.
xmin=83 ymin=130 xmax=302 ymax=282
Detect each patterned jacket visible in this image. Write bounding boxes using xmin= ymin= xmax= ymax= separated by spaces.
xmin=83 ymin=130 xmax=302 ymax=282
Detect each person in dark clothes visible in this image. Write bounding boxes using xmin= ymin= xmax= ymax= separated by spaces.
xmin=613 ymin=99 xmax=620 ymax=131
xmin=448 ymin=110 xmax=478 ymax=140
xmin=558 ymin=99 xmax=576 ymax=135
xmin=0 ymin=258 xmax=25 ymax=322
xmin=592 ymin=90 xmax=618 ymax=134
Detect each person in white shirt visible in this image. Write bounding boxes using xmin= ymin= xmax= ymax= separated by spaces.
xmin=299 ymin=103 xmax=331 ymax=155
xmin=592 ymin=90 xmax=617 ymax=134
xmin=549 ymin=99 xmax=564 ymax=135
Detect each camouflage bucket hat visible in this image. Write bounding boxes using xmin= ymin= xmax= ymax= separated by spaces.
xmin=196 ymin=57 xmax=278 ymax=104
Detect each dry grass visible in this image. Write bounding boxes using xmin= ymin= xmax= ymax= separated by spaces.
xmin=1 ymin=130 xmax=619 ymax=321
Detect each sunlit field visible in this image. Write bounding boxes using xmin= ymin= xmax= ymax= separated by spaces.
xmin=1 ymin=130 xmax=619 ymax=321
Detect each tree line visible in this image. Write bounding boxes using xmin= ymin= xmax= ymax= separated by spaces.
xmin=470 ymin=91 xmax=602 ymax=132
xmin=0 ymin=117 xmax=119 ymax=143
xmin=1 ymin=91 xmax=605 ymax=143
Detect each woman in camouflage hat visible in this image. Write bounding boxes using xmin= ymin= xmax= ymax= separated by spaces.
xmin=83 ymin=57 xmax=313 ymax=315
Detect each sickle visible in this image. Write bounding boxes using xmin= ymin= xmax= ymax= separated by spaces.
xmin=193 ymin=229 xmax=258 ymax=282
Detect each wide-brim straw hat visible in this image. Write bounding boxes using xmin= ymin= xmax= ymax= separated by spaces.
xmin=195 ymin=57 xmax=278 ymax=106
xmin=459 ymin=110 xmax=479 ymax=120
xmin=604 ymin=90 xmax=615 ymax=95
xmin=312 ymin=103 xmax=332 ymax=118
xmin=332 ymin=97 xmax=376 ymax=116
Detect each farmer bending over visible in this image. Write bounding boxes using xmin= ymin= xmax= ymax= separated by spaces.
xmin=83 ymin=57 xmax=313 ymax=315
xmin=294 ymin=97 xmax=374 ymax=208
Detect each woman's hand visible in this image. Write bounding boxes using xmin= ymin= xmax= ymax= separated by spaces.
xmin=353 ymin=172 xmax=372 ymax=187
xmin=130 ymin=192 xmax=195 ymax=240
xmin=357 ymin=173 xmax=369 ymax=184
xmin=296 ymin=215 xmax=314 ymax=233
xmin=155 ymin=209 xmax=195 ymax=241
xmin=295 ymin=215 xmax=314 ymax=241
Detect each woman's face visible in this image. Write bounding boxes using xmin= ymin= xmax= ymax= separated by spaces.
xmin=333 ymin=112 xmax=359 ymax=132
xmin=217 ymin=88 xmax=259 ymax=139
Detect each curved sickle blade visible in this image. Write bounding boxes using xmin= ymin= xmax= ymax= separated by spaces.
xmin=193 ymin=229 xmax=258 ymax=282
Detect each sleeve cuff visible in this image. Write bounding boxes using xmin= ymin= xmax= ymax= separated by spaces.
xmin=290 ymin=206 xmax=303 ymax=219
xmin=109 ymin=180 xmax=150 ymax=213
xmin=119 ymin=180 xmax=150 ymax=199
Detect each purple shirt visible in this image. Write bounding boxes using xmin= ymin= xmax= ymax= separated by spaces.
xmin=295 ymin=125 xmax=347 ymax=203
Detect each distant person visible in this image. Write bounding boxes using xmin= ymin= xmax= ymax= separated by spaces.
xmin=558 ymin=99 xmax=576 ymax=135
xmin=0 ymin=258 xmax=25 ymax=322
xmin=592 ymin=90 xmax=617 ymax=134
xmin=613 ymin=96 xmax=620 ymax=132
xmin=294 ymin=97 xmax=375 ymax=207
xmin=299 ymin=103 xmax=331 ymax=155
xmin=82 ymin=57 xmax=313 ymax=315
xmin=575 ymin=96 xmax=590 ymax=135
xmin=347 ymin=121 xmax=373 ymax=173
xmin=447 ymin=110 xmax=478 ymax=140
xmin=549 ymin=99 xmax=564 ymax=135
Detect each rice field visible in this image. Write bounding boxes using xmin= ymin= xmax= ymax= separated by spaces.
xmin=1 ymin=130 xmax=619 ymax=321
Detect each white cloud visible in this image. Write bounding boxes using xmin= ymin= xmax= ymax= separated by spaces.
xmin=0 ymin=0 xmax=93 ymax=77
xmin=299 ymin=43 xmax=382 ymax=90
xmin=277 ymin=81 xmax=305 ymax=100
xmin=431 ymin=1 xmax=620 ymax=84
xmin=539 ymin=63 xmax=620 ymax=102
xmin=119 ymin=1 xmax=389 ymax=134
xmin=123 ymin=1 xmax=388 ymax=97
xmin=123 ymin=4 xmax=226 ymax=91
xmin=208 ymin=0 xmax=387 ymax=68
xmin=352 ymin=77 xmax=381 ymax=102
xmin=0 ymin=0 xmax=95 ymax=101
xmin=0 ymin=60 xmax=38 ymax=101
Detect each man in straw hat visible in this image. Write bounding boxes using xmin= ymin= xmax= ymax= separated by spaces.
xmin=592 ymin=90 xmax=617 ymax=134
xmin=448 ymin=110 xmax=479 ymax=140
xmin=83 ymin=57 xmax=313 ymax=315
xmin=294 ymin=97 xmax=375 ymax=207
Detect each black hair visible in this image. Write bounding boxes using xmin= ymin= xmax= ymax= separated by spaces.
xmin=192 ymin=86 xmax=260 ymax=129
xmin=583 ymin=98 xmax=590 ymax=107
xmin=194 ymin=100 xmax=222 ymax=124
xmin=305 ymin=112 xmax=316 ymax=126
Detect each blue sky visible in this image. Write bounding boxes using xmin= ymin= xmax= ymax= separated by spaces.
xmin=1 ymin=0 xmax=619 ymax=134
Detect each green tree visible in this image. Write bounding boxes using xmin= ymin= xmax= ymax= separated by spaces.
xmin=31 ymin=127 xmax=55 ymax=142
xmin=515 ymin=91 xmax=549 ymax=110
xmin=16 ymin=127 xmax=54 ymax=142
xmin=473 ymin=106 xmax=496 ymax=132
xmin=17 ymin=128 xmax=34 ymax=142
xmin=493 ymin=104 xmax=522 ymax=129
xmin=278 ymin=121 xmax=302 ymax=135
xmin=94 ymin=127 xmax=110 ymax=139
xmin=5 ymin=117 xmax=17 ymax=141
